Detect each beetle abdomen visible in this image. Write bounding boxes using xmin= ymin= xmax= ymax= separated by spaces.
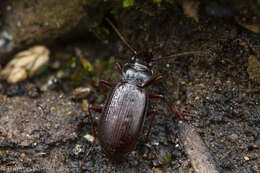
xmin=98 ymin=82 xmax=148 ymax=159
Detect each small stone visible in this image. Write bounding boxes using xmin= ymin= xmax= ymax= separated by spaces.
xmin=142 ymin=147 xmax=149 ymax=159
xmin=20 ymin=140 xmax=31 ymax=147
xmin=71 ymin=86 xmax=93 ymax=100
xmin=229 ymin=133 xmax=238 ymax=141
xmin=73 ymin=144 xmax=84 ymax=155
xmin=253 ymin=165 xmax=259 ymax=172
xmin=244 ymin=156 xmax=249 ymax=161
xmin=81 ymin=99 xmax=89 ymax=112
xmin=195 ymin=96 xmax=200 ymax=100
xmin=254 ymin=137 xmax=260 ymax=148
xmin=153 ymin=167 xmax=164 ymax=173
xmin=249 ymin=144 xmax=258 ymax=149
xmin=84 ymin=134 xmax=94 ymax=143
xmin=200 ymin=83 xmax=206 ymax=88
xmin=27 ymin=86 xmax=41 ymax=98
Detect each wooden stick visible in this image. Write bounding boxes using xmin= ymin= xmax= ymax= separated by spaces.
xmin=179 ymin=122 xmax=220 ymax=173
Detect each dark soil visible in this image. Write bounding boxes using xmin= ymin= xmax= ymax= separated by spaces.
xmin=0 ymin=1 xmax=260 ymax=173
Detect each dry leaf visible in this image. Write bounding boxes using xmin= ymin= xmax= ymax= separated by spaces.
xmin=183 ymin=0 xmax=200 ymax=23
xmin=236 ymin=17 xmax=260 ymax=34
xmin=0 ymin=45 xmax=50 ymax=83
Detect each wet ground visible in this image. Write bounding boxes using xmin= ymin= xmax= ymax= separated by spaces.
xmin=0 ymin=1 xmax=260 ymax=173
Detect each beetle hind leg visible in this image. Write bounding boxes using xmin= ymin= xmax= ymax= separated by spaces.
xmin=149 ymin=94 xmax=196 ymax=119
xmin=145 ymin=110 xmax=158 ymax=141
xmin=80 ymin=105 xmax=102 ymax=167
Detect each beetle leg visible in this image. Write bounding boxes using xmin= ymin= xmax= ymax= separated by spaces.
xmin=146 ymin=110 xmax=158 ymax=141
xmin=87 ymin=105 xmax=101 ymax=140
xmin=149 ymin=94 xmax=184 ymax=119
xmin=89 ymin=105 xmax=102 ymax=113
xmin=99 ymin=80 xmax=114 ymax=88
xmin=80 ymin=139 xmax=96 ymax=167
xmin=116 ymin=62 xmax=123 ymax=72
xmin=80 ymin=105 xmax=102 ymax=167
xmin=142 ymin=75 xmax=163 ymax=88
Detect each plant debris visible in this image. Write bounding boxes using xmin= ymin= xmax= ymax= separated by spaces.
xmin=0 ymin=45 xmax=50 ymax=83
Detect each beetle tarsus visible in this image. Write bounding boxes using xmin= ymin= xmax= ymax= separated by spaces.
xmin=80 ymin=138 xmax=96 ymax=167
xmin=169 ymin=105 xmax=183 ymax=119
xmin=149 ymin=94 xmax=195 ymax=119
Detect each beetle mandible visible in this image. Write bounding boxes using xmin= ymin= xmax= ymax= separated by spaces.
xmin=80 ymin=18 xmax=203 ymax=165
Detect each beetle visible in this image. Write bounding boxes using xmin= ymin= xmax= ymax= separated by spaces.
xmin=80 ymin=18 xmax=204 ymax=165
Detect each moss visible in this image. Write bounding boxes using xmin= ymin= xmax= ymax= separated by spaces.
xmin=153 ymin=0 xmax=163 ymax=3
xmin=164 ymin=153 xmax=172 ymax=162
xmin=93 ymin=56 xmax=116 ymax=80
xmin=123 ymin=0 xmax=135 ymax=8
xmin=40 ymin=0 xmax=88 ymax=30
xmin=88 ymin=22 xmax=110 ymax=42
xmin=62 ymin=55 xmax=116 ymax=86
xmin=21 ymin=0 xmax=88 ymax=31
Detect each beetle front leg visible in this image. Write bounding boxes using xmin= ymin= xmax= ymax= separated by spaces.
xmin=99 ymin=80 xmax=114 ymax=88
xmin=115 ymin=62 xmax=123 ymax=73
xmin=149 ymin=94 xmax=185 ymax=119
xmin=80 ymin=105 xmax=102 ymax=167
xmin=142 ymin=75 xmax=163 ymax=88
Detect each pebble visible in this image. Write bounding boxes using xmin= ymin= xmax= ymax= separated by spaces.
xmin=228 ymin=133 xmax=238 ymax=141
xmin=84 ymin=134 xmax=95 ymax=143
xmin=243 ymin=156 xmax=249 ymax=161
xmin=153 ymin=167 xmax=164 ymax=173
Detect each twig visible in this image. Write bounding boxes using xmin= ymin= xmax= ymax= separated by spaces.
xmin=179 ymin=122 xmax=220 ymax=173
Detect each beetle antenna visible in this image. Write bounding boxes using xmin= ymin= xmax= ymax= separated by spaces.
xmin=151 ymin=51 xmax=208 ymax=62
xmin=106 ymin=18 xmax=137 ymax=55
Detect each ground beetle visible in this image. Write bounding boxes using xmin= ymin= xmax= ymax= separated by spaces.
xmin=80 ymin=18 xmax=204 ymax=165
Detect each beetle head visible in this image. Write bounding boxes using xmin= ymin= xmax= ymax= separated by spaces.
xmin=122 ymin=62 xmax=153 ymax=87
